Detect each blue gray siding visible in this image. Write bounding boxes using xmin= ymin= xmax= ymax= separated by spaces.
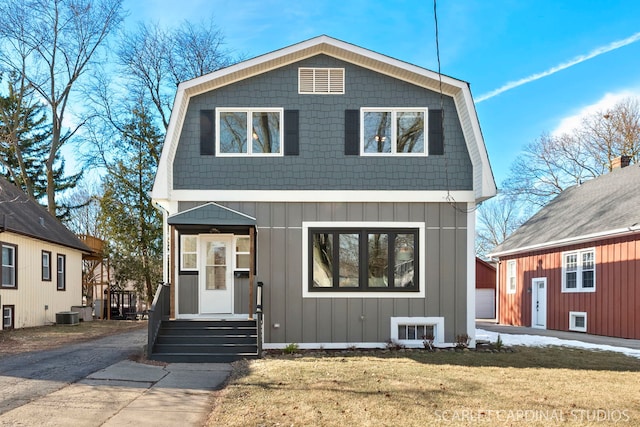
xmin=178 ymin=201 xmax=469 ymax=344
xmin=173 ymin=54 xmax=472 ymax=191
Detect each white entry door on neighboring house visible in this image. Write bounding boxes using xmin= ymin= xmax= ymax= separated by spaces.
xmin=531 ymin=277 xmax=547 ymax=329
xmin=199 ymin=235 xmax=233 ymax=314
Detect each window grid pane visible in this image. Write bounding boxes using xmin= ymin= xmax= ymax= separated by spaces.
xmin=252 ymin=112 xmax=280 ymax=153
xmin=363 ymin=112 xmax=391 ymax=153
xmin=396 ymin=111 xmax=425 ymax=153
xmin=312 ymin=233 xmax=333 ymax=288
xmin=338 ymin=233 xmax=359 ymax=288
xmin=219 ymin=111 xmax=247 ymax=153
xmin=368 ymin=233 xmax=389 ymax=287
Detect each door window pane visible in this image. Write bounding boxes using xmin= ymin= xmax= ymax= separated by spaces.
xmin=206 ymin=242 xmax=227 ymax=290
xmin=368 ymin=233 xmax=389 ymax=287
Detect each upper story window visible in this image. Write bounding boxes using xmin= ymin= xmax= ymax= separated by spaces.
xmin=562 ymin=248 xmax=596 ymax=292
xmin=506 ymin=260 xmax=516 ymax=294
xmin=299 ymin=68 xmax=344 ymax=94
xmin=361 ymin=108 xmax=426 ymax=155
xmin=1 ymin=243 xmax=16 ymax=288
xmin=216 ymin=108 xmax=283 ymax=156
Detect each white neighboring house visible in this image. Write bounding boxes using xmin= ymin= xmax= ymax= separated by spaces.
xmin=0 ymin=177 xmax=91 ymax=330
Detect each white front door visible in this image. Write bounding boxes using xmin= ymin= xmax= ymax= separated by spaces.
xmin=199 ymin=235 xmax=233 ymax=314
xmin=531 ymin=278 xmax=547 ymax=329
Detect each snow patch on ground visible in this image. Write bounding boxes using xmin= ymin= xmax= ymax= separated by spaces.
xmin=476 ymin=329 xmax=640 ymax=360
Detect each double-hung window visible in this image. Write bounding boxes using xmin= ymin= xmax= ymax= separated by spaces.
xmin=562 ymin=248 xmax=596 ymax=292
xmin=506 ymin=260 xmax=516 ymax=294
xmin=1 ymin=243 xmax=16 ymax=288
xmin=57 ymin=254 xmax=66 ymax=291
xmin=361 ymin=108 xmax=427 ymax=155
xmin=217 ymin=108 xmax=283 ymax=156
xmin=42 ymin=250 xmax=51 ymax=281
xmin=308 ymin=227 xmax=419 ymax=292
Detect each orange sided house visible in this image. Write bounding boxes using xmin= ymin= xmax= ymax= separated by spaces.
xmin=489 ymin=157 xmax=640 ymax=339
xmin=149 ymin=35 xmax=496 ymax=362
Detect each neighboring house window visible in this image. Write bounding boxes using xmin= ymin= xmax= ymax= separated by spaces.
xmin=2 ymin=305 xmax=14 ymax=330
xmin=234 ymin=236 xmax=251 ymax=271
xmin=299 ymin=68 xmax=344 ymax=94
xmin=57 ymin=254 xmax=66 ymax=291
xmin=181 ymin=235 xmax=198 ymax=271
xmin=562 ymin=248 xmax=596 ymax=292
xmin=361 ymin=108 xmax=427 ymax=155
xmin=42 ymin=250 xmax=52 ymax=281
xmin=217 ymin=108 xmax=283 ymax=156
xmin=506 ymin=260 xmax=516 ymax=294
xmin=1 ymin=243 xmax=17 ymax=288
xmin=309 ymin=228 xmax=419 ymax=291
xmin=569 ymin=311 xmax=587 ymax=332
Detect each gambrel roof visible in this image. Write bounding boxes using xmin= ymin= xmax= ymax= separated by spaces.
xmin=490 ymin=164 xmax=640 ymax=257
xmin=152 ymin=35 xmax=495 ymax=205
xmin=0 ymin=177 xmax=91 ymax=252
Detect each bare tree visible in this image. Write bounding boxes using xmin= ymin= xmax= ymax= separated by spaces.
xmin=0 ymin=0 xmax=124 ymax=215
xmin=503 ymin=97 xmax=640 ymax=209
xmin=476 ymin=194 xmax=526 ymax=258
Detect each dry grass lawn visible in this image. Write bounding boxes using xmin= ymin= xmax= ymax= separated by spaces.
xmin=207 ymin=347 xmax=640 ymax=427
xmin=0 ymin=320 xmax=146 ymax=357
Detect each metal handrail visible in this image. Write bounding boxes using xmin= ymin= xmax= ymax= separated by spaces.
xmin=147 ymin=281 xmax=171 ymax=358
xmin=256 ymin=281 xmax=264 ymax=356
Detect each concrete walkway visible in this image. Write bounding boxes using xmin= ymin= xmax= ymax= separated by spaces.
xmin=477 ymin=321 xmax=640 ymax=350
xmin=0 ymin=360 xmax=232 ymax=427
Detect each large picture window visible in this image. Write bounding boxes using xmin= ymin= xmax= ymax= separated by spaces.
xmin=361 ymin=108 xmax=426 ymax=155
xmin=309 ymin=228 xmax=418 ymax=292
xmin=562 ymin=248 xmax=596 ymax=292
xmin=217 ymin=108 xmax=283 ymax=156
xmin=1 ymin=243 xmax=16 ymax=288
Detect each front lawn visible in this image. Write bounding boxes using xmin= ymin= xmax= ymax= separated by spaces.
xmin=207 ymin=347 xmax=640 ymax=426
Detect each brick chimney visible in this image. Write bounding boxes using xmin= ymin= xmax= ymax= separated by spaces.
xmin=612 ymin=155 xmax=631 ymax=169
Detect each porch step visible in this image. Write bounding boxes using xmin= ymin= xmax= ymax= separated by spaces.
xmin=149 ymin=319 xmax=259 ymax=363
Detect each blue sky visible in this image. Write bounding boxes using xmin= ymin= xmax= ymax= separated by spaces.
xmin=123 ymin=0 xmax=640 ymax=187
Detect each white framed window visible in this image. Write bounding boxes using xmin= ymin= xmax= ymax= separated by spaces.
xmin=299 ymin=68 xmax=344 ymax=94
xmin=234 ymin=236 xmax=251 ymax=271
xmin=56 ymin=254 xmax=66 ymax=291
xmin=506 ymin=260 xmax=516 ymax=294
xmin=302 ymin=221 xmax=426 ymax=299
xmin=569 ymin=311 xmax=587 ymax=332
xmin=180 ymin=235 xmax=198 ymax=271
xmin=216 ymin=108 xmax=284 ymax=156
xmin=2 ymin=305 xmax=14 ymax=330
xmin=390 ymin=317 xmax=445 ymax=348
xmin=42 ymin=250 xmax=51 ymax=281
xmin=1 ymin=243 xmax=16 ymax=288
xmin=361 ymin=108 xmax=427 ymax=155
xmin=562 ymin=248 xmax=596 ymax=292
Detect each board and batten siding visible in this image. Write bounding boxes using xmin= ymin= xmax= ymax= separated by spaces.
xmin=498 ymin=234 xmax=640 ymax=339
xmin=0 ymin=232 xmax=83 ymax=329
xmin=178 ymin=201 xmax=469 ymax=345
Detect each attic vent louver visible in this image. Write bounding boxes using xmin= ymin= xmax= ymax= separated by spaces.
xmin=299 ymin=68 xmax=344 ymax=94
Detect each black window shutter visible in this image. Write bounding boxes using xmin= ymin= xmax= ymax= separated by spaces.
xmin=284 ymin=110 xmax=299 ymax=156
xmin=428 ymin=109 xmax=444 ymax=155
xmin=200 ymin=109 xmax=215 ymax=155
xmin=344 ymin=109 xmax=359 ymax=155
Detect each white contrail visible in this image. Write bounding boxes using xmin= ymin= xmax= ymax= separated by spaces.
xmin=475 ymin=31 xmax=640 ymax=103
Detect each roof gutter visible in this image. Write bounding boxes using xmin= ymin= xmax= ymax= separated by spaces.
xmin=489 ymin=225 xmax=640 ymax=259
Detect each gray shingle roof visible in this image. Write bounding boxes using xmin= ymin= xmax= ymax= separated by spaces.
xmin=0 ymin=177 xmax=91 ymax=252
xmin=167 ymin=202 xmax=256 ymax=226
xmin=490 ymin=164 xmax=640 ymax=256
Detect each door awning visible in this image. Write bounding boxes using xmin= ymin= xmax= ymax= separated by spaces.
xmin=168 ymin=202 xmax=256 ymax=227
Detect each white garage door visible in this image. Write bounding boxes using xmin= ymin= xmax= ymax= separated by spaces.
xmin=476 ymin=289 xmax=495 ymax=319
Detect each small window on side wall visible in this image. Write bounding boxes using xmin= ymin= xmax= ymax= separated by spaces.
xmin=506 ymin=260 xmax=516 ymax=294
xmin=234 ymin=236 xmax=251 ymax=271
xmin=42 ymin=251 xmax=51 ymax=281
xmin=2 ymin=305 xmax=14 ymax=330
xmin=1 ymin=243 xmax=17 ymax=288
xmin=57 ymin=254 xmax=66 ymax=291
xmin=181 ymin=235 xmax=198 ymax=271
